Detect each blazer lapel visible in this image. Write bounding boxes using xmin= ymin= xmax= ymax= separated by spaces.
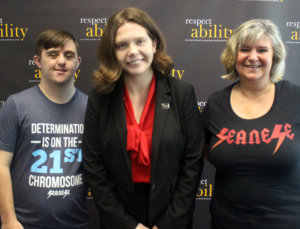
xmin=151 ymin=74 xmax=171 ymax=174
xmin=111 ymin=82 xmax=132 ymax=177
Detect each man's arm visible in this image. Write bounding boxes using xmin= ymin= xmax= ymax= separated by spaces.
xmin=0 ymin=150 xmax=23 ymax=229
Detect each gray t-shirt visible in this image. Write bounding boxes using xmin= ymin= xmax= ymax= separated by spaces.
xmin=0 ymin=86 xmax=89 ymax=229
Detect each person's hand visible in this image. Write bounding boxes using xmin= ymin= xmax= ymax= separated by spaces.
xmin=1 ymin=219 xmax=24 ymax=229
xmin=135 ymin=223 xmax=149 ymax=229
xmin=152 ymin=226 xmax=158 ymax=229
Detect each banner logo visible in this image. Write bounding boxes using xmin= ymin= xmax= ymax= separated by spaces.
xmin=196 ymin=179 xmax=213 ymax=200
xmin=170 ymin=68 xmax=185 ymax=80
xmin=79 ymin=17 xmax=107 ymax=41
xmin=286 ymin=21 xmax=300 ymax=44
xmin=198 ymin=101 xmax=207 ymax=112
xmin=185 ymin=19 xmax=232 ymax=42
xmin=0 ymin=19 xmax=28 ymax=41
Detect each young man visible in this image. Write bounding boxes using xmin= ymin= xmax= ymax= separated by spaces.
xmin=0 ymin=29 xmax=89 ymax=229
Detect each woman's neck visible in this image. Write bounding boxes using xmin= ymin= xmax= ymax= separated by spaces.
xmin=123 ymin=70 xmax=154 ymax=96
xmin=237 ymin=78 xmax=274 ymax=99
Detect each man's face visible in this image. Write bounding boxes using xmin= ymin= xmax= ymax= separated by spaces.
xmin=34 ymin=39 xmax=81 ymax=86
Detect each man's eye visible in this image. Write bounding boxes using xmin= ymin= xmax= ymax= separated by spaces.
xmin=65 ymin=54 xmax=75 ymax=58
xmin=48 ymin=52 xmax=58 ymax=58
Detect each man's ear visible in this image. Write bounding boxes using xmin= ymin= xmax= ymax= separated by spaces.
xmin=33 ymin=55 xmax=42 ymax=68
xmin=76 ymin=56 xmax=81 ymax=69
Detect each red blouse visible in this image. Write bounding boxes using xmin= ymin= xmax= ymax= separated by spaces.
xmin=124 ymin=75 xmax=156 ymax=183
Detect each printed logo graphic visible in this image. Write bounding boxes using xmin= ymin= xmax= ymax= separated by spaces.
xmin=185 ymin=19 xmax=232 ymax=42
xmin=196 ymin=179 xmax=213 ymax=200
xmin=28 ymin=123 xmax=85 ymax=199
xmin=212 ymin=123 xmax=294 ymax=154
xmin=47 ymin=189 xmax=70 ymax=199
xmin=286 ymin=21 xmax=300 ymax=44
xmin=0 ymin=18 xmax=28 ymax=41
xmin=79 ymin=17 xmax=107 ymax=41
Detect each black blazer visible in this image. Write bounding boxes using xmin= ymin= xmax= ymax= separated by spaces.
xmin=82 ymin=72 xmax=204 ymax=229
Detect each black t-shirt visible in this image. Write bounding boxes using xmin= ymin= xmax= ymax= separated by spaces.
xmin=203 ymin=80 xmax=300 ymax=229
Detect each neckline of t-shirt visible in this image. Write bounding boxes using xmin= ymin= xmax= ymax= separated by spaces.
xmin=36 ymin=85 xmax=78 ymax=107
xmin=227 ymin=81 xmax=279 ymax=121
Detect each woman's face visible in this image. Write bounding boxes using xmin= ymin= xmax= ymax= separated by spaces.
xmin=236 ymin=36 xmax=274 ymax=83
xmin=114 ymin=22 xmax=157 ymax=78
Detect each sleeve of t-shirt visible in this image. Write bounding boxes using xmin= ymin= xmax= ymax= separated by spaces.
xmin=0 ymin=96 xmax=19 ymax=153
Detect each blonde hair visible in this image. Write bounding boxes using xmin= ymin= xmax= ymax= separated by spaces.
xmin=221 ymin=19 xmax=286 ymax=82
xmin=92 ymin=7 xmax=174 ymax=93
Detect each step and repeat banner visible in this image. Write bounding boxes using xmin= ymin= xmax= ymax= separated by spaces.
xmin=1 ymin=0 xmax=299 ymax=228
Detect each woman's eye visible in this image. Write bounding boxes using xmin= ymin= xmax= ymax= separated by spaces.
xmin=240 ymin=48 xmax=249 ymax=52
xmin=137 ymin=39 xmax=145 ymax=45
xmin=116 ymin=43 xmax=126 ymax=49
xmin=258 ymin=49 xmax=268 ymax=53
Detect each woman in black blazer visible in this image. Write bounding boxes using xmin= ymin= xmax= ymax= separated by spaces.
xmin=82 ymin=7 xmax=204 ymax=229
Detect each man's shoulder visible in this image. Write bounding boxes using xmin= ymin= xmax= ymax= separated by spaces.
xmin=4 ymin=86 xmax=39 ymax=107
xmin=74 ymin=89 xmax=88 ymax=107
xmin=76 ymin=89 xmax=88 ymax=99
xmin=8 ymin=85 xmax=39 ymax=100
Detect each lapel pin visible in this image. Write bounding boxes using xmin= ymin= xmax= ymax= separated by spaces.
xmin=161 ymin=103 xmax=170 ymax=109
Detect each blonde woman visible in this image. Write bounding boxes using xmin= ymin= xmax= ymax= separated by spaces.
xmin=203 ymin=19 xmax=300 ymax=229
